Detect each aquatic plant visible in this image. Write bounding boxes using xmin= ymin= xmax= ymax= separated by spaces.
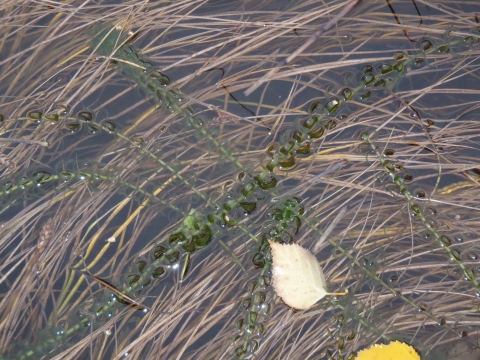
xmin=1 ymin=1 xmax=480 ymax=359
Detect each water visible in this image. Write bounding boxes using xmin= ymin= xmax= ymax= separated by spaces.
xmin=0 ymin=0 xmax=479 ymax=359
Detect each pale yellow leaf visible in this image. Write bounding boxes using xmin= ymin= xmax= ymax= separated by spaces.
xmin=269 ymin=241 xmax=328 ymax=310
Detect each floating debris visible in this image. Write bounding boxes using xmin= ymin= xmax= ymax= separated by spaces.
xmin=269 ymin=241 xmax=347 ymax=310
xmin=356 ymin=341 xmax=421 ymax=360
xmin=69 ymin=267 xmax=150 ymax=311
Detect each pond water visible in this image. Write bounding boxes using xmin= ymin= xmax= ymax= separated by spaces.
xmin=0 ymin=0 xmax=479 ymax=359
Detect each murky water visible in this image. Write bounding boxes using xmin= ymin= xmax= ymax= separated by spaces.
xmin=0 ymin=0 xmax=479 ymax=359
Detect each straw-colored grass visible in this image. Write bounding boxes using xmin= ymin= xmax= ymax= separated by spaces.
xmin=0 ymin=0 xmax=479 ymax=359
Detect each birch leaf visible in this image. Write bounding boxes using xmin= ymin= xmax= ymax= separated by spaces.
xmin=269 ymin=241 xmax=328 ymax=310
xmin=356 ymin=341 xmax=421 ymax=360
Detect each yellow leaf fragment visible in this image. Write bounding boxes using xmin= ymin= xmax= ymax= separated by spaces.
xmin=269 ymin=241 xmax=328 ymax=310
xmin=356 ymin=341 xmax=421 ymax=360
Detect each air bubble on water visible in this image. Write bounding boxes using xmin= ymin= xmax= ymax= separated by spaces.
xmin=54 ymin=74 xmax=68 ymax=84
xmin=417 ymin=302 xmax=428 ymax=311
xmin=468 ymin=252 xmax=478 ymax=261
xmin=414 ymin=189 xmax=426 ymax=198
xmin=340 ymin=32 xmax=353 ymax=43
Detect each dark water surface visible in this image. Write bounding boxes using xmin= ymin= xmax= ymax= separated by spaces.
xmin=0 ymin=1 xmax=479 ymax=359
